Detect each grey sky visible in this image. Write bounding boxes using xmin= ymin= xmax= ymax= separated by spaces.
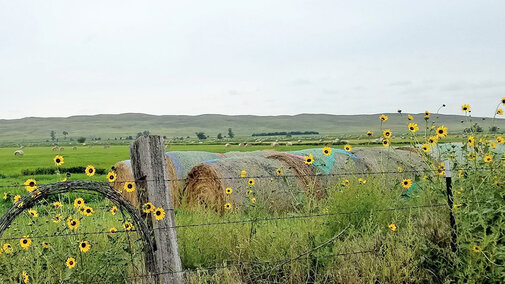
xmin=1 ymin=0 xmax=504 ymax=119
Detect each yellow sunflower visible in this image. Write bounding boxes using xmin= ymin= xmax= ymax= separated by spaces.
xmin=225 ymin=187 xmax=233 ymax=195
xmin=397 ymin=166 xmax=403 ymax=173
xmin=53 ymin=214 xmax=62 ymax=223
xmin=472 ymin=245 xmax=481 ymax=253
xmin=251 ymin=197 xmax=257 ymax=204
xmin=110 ymin=206 xmax=118 ymax=215
xmin=367 ymin=130 xmax=373 ymax=136
xmin=436 ymin=125 xmax=448 ymax=138
xmin=154 ymin=208 xmax=166 ymax=220
xmin=67 ymin=217 xmax=80 ymax=230
xmin=276 ymin=168 xmax=282 ymax=176
xmin=497 ymin=109 xmax=504 ymax=115
xmin=491 ymin=142 xmax=497 ymax=149
xmin=497 ymin=136 xmax=505 ymax=144
xmin=358 ymin=178 xmax=366 ymax=185
xmin=407 ymin=114 xmax=414 ymax=120
xmin=407 ymin=123 xmax=419 ymax=133
xmin=42 ymin=241 xmax=50 ymax=249
xmin=421 ymin=144 xmax=430 ymax=153
xmin=248 ymin=178 xmax=255 ymax=186
xmin=344 ymin=144 xmax=352 ymax=152
xmin=428 ymin=136 xmax=438 ymax=145
xmin=224 ymin=202 xmax=232 ymax=210
xmin=401 ymin=179 xmax=412 ymax=189
xmin=109 ymin=227 xmax=117 ymax=233
xmin=322 ymin=147 xmax=332 ymax=156
xmin=79 ymin=241 xmax=90 ymax=252
xmin=502 ymin=97 xmax=505 ymax=105
xmin=124 ymin=182 xmax=136 ymax=192
xmin=388 ymin=224 xmax=397 ymax=231
xmin=382 ymin=129 xmax=392 ymax=139
xmin=379 ymin=114 xmax=388 ymax=122
xmin=83 ymin=206 xmax=93 ymax=217
xmin=240 ymin=170 xmax=247 ymax=178
xmin=73 ymin=198 xmax=84 ymax=208
xmin=53 ymin=155 xmax=64 ymax=166
xmin=382 ymin=139 xmax=390 ymax=147
xmin=3 ymin=192 xmax=8 ymax=200
xmin=437 ymin=164 xmax=446 ymax=176
xmin=304 ymin=154 xmax=314 ymax=165
xmin=142 ymin=202 xmax=155 ymax=213
xmin=20 ymin=236 xmax=31 ymax=250
xmin=85 ymin=165 xmax=96 ymax=177
xmin=467 ymin=152 xmax=476 ymax=161
xmin=66 ymin=257 xmax=76 ymax=269
xmin=424 ymin=110 xmax=430 ymax=120
xmin=13 ymin=195 xmax=21 ymax=204
xmin=3 ymin=243 xmax=12 ymax=254
xmin=342 ymin=179 xmax=350 ymax=187
xmin=107 ymin=171 xmax=117 ymax=182
xmin=123 ymin=222 xmax=133 ymax=231
xmin=22 ymin=271 xmax=29 ymax=283
xmin=28 ymin=209 xmax=38 ymax=218
xmin=53 ymin=201 xmax=63 ymax=208
xmin=24 ymin=179 xmax=37 ymax=192
xmin=461 ymin=104 xmax=470 ymax=112
xmin=467 ymin=136 xmax=475 ymax=147
xmin=484 ymin=155 xmax=493 ymax=163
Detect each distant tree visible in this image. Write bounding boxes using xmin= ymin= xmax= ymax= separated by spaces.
xmin=228 ymin=128 xmax=235 ymax=139
xmin=142 ymin=130 xmax=150 ymax=137
xmin=195 ymin=132 xmax=207 ymax=140
xmin=77 ymin=137 xmax=86 ymax=143
xmin=217 ymin=133 xmax=223 ymax=140
xmin=62 ymin=131 xmax=69 ymax=140
xmin=490 ymin=126 xmax=499 ymax=133
xmin=50 ymin=130 xmax=56 ymax=141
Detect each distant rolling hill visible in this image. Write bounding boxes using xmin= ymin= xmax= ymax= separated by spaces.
xmin=0 ymin=113 xmax=503 ymax=144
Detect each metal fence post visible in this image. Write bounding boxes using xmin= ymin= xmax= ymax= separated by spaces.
xmin=130 ymin=135 xmax=183 ymax=284
xmin=444 ymin=160 xmax=458 ymax=253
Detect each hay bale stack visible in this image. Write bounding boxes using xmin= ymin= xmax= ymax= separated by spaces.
xmin=184 ymin=155 xmax=314 ymax=214
xmin=112 ymin=151 xmax=225 ymax=207
xmin=351 ymin=147 xmax=427 ymax=174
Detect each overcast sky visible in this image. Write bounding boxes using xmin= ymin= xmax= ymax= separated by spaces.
xmin=1 ymin=0 xmax=504 ymax=119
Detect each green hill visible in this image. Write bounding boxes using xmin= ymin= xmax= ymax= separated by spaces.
xmin=0 ymin=113 xmax=503 ymax=144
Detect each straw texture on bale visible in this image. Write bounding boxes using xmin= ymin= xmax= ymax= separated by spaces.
xmin=112 ymin=151 xmax=224 ymax=207
xmin=184 ymin=155 xmax=309 ymax=214
xmin=351 ymin=147 xmax=427 ymax=173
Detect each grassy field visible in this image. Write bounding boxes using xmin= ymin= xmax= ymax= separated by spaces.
xmin=0 ymin=131 xmax=504 ymax=282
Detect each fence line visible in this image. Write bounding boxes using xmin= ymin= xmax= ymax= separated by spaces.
xmin=0 ymin=201 xmax=464 ymax=242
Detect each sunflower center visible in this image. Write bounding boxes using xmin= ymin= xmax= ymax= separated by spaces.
xmin=56 ymin=159 xmax=60 ymax=163
xmin=23 ymin=240 xmax=27 ymax=244
xmin=29 ymin=182 xmax=35 ymax=187
xmin=156 ymin=211 xmax=161 ymax=215
xmin=71 ymin=221 xmax=76 ymax=225
xmin=128 ymin=184 xmax=132 ymax=189
xmin=89 ymin=169 xmax=93 ymax=173
xmin=86 ymin=209 xmax=91 ymax=213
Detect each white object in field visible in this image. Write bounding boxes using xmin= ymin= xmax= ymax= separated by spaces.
xmin=225 ymin=143 xmax=231 ymax=148
xmin=14 ymin=150 xmax=24 ymax=156
xmin=286 ymin=142 xmax=293 ymax=146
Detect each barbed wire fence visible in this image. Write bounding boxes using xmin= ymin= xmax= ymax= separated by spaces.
xmin=0 ymin=135 xmax=495 ymax=283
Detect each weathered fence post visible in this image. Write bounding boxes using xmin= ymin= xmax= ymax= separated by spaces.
xmin=130 ymin=135 xmax=183 ymax=284
xmin=444 ymin=160 xmax=458 ymax=253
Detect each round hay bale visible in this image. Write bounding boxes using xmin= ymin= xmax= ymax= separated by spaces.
xmin=184 ymin=155 xmax=309 ymax=214
xmin=351 ymin=147 xmax=427 ymax=174
xmin=14 ymin=150 xmax=24 ymax=156
xmin=112 ymin=151 xmax=226 ymax=207
xmin=225 ymin=143 xmax=231 ymax=148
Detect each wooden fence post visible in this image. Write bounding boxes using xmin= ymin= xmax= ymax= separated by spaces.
xmin=130 ymin=135 xmax=183 ymax=284
xmin=444 ymin=160 xmax=458 ymax=253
